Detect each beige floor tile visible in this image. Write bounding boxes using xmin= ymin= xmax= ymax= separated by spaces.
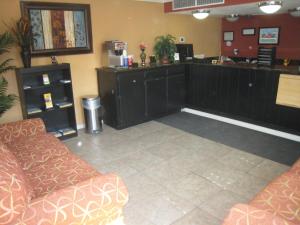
xmin=114 ymin=150 xmax=164 ymax=172
xmin=173 ymin=134 xmax=232 ymax=159
xmin=124 ymin=210 xmax=156 ymax=225
xmin=123 ymin=173 xmax=164 ymax=201
xmin=64 ymin=136 xmax=100 ymax=155
xmin=227 ymin=173 xmax=269 ymax=200
xmin=199 ymin=190 xmax=247 ymax=221
xmin=144 ymin=160 xmax=191 ymax=185
xmin=249 ymin=159 xmax=290 ymax=181
xmin=165 ymin=148 xmax=216 ymax=174
xmin=143 ymin=142 xmax=189 ymax=160
xmin=107 ymin=139 xmax=144 ymax=157
xmin=85 ymin=131 xmax=128 ymax=148
xmin=123 ymin=195 xmax=158 ymax=225
xmin=95 ymin=160 xmax=139 ymax=179
xmin=163 ymin=173 xmax=223 ymax=206
xmin=78 ymin=147 xmax=121 ymax=165
xmin=65 ymin=122 xmax=291 ymax=225
xmin=200 ymin=162 xmax=247 ymax=189
xmin=171 ymin=208 xmax=221 ymax=225
xmin=219 ymin=150 xmax=265 ymax=172
xmin=132 ymin=128 xmax=185 ymax=150
xmin=135 ymin=121 xmax=171 ymax=133
xmin=135 ymin=190 xmax=195 ymax=225
xmin=116 ymin=126 xmax=152 ymax=140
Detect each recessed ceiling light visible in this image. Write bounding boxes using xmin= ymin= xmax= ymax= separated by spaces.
xmin=192 ymin=10 xmax=210 ymax=20
xmin=226 ymin=14 xmax=239 ymax=22
xmin=259 ymin=1 xmax=282 ymax=14
xmin=289 ymin=7 xmax=300 ymax=17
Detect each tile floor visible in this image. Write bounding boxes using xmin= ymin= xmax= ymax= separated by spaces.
xmin=64 ymin=119 xmax=290 ymax=225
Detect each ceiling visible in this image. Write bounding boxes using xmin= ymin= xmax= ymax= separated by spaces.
xmin=137 ymin=0 xmax=300 ymax=16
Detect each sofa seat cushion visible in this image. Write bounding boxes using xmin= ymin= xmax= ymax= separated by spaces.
xmin=24 ymin=154 xmax=101 ymax=198
xmin=7 ymin=133 xmax=69 ymax=170
xmin=250 ymin=171 xmax=300 ymax=224
xmin=0 ymin=143 xmax=31 ymax=224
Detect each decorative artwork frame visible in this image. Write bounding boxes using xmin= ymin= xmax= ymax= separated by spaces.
xmin=223 ymin=31 xmax=234 ymax=42
xmin=21 ymin=2 xmax=93 ymax=56
xmin=258 ymin=27 xmax=280 ymax=45
xmin=242 ymin=28 xmax=256 ymax=36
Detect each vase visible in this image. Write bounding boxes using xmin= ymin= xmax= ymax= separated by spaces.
xmin=140 ymin=49 xmax=146 ymax=66
xmin=21 ymin=48 xmax=31 ymax=68
xmin=161 ymin=55 xmax=169 ymax=65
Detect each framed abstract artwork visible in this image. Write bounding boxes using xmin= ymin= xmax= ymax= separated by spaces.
xmin=258 ymin=27 xmax=280 ymax=45
xmin=21 ymin=2 xmax=93 ymax=56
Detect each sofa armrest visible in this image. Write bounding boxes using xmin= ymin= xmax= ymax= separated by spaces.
xmin=223 ymin=204 xmax=295 ymax=225
xmin=18 ymin=174 xmax=128 ymax=225
xmin=0 ymin=118 xmax=46 ymax=144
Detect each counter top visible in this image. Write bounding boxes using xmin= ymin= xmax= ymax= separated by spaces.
xmin=97 ymin=62 xmax=187 ymax=73
xmin=205 ymin=63 xmax=300 ymax=75
xmin=97 ymin=62 xmax=300 ymax=75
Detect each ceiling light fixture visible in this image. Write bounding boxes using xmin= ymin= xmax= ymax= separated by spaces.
xmin=226 ymin=14 xmax=239 ymax=22
xmin=192 ymin=10 xmax=210 ymax=20
xmin=289 ymin=7 xmax=300 ymax=17
xmin=259 ymin=1 xmax=282 ymax=14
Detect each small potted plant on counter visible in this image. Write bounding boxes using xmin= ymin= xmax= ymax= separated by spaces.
xmin=153 ymin=34 xmax=176 ymax=64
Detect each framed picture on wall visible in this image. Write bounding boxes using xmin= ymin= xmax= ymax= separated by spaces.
xmin=242 ymin=28 xmax=256 ymax=36
xmin=258 ymin=27 xmax=280 ymax=45
xmin=21 ymin=2 xmax=93 ymax=56
xmin=224 ymin=31 xmax=234 ymax=41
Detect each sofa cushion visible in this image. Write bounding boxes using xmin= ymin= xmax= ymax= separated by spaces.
xmin=0 ymin=143 xmax=30 ymax=224
xmin=7 ymin=133 xmax=69 ymax=170
xmin=24 ymin=154 xmax=100 ymax=198
xmin=250 ymin=171 xmax=300 ymax=224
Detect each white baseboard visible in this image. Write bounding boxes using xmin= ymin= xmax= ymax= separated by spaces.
xmin=182 ymin=108 xmax=300 ymax=143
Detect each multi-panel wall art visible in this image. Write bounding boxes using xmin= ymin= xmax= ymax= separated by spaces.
xmin=21 ymin=2 xmax=93 ymax=56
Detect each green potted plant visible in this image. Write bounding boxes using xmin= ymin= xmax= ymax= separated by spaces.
xmin=0 ymin=32 xmax=17 ymax=116
xmin=10 ymin=17 xmax=32 ymax=68
xmin=153 ymin=34 xmax=177 ymax=64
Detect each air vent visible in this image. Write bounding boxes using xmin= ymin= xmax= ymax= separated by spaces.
xmin=173 ymin=0 xmax=224 ymax=10
xmin=173 ymin=0 xmax=196 ymax=9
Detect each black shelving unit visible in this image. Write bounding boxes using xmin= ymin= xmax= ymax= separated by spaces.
xmin=16 ymin=63 xmax=78 ymax=140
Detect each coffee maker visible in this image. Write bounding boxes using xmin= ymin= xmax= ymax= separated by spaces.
xmin=105 ymin=41 xmax=127 ymax=67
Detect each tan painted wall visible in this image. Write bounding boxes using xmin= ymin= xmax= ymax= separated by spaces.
xmin=0 ymin=0 xmax=221 ymax=125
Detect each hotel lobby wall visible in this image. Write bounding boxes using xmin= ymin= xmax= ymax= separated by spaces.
xmin=0 ymin=0 xmax=221 ymax=124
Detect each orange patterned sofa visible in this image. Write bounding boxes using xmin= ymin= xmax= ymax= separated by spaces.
xmin=0 ymin=118 xmax=128 ymax=225
xmin=223 ymin=159 xmax=300 ymax=225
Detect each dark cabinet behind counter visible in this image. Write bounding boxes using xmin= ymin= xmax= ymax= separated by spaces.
xmin=97 ymin=65 xmax=186 ymax=129
xmin=187 ymin=64 xmax=300 ymax=134
xmin=97 ymin=63 xmax=300 ymax=134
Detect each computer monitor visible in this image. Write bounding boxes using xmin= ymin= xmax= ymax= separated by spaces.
xmin=176 ymin=44 xmax=194 ymax=62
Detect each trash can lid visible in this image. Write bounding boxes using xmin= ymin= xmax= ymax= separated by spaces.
xmin=82 ymin=95 xmax=100 ymax=101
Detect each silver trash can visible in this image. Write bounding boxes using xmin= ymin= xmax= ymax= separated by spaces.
xmin=82 ymin=95 xmax=103 ymax=134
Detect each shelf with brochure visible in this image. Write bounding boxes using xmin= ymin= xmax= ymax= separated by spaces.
xmin=16 ymin=64 xmax=77 ymax=140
